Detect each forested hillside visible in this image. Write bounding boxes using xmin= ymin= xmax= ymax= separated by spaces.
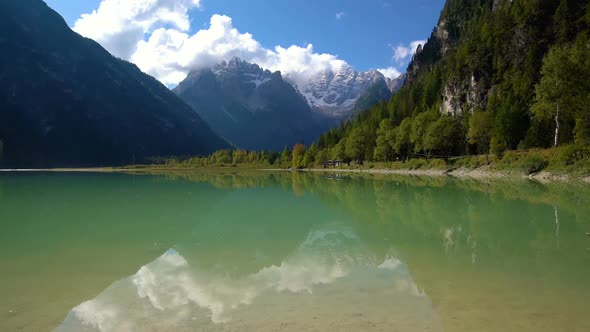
xmin=0 ymin=0 xmax=228 ymax=168
xmin=310 ymin=0 xmax=590 ymax=165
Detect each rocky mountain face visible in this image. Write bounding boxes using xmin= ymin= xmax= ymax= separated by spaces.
xmin=405 ymin=0 xmax=539 ymax=117
xmin=405 ymin=12 xmax=484 ymax=116
xmin=353 ymin=78 xmax=393 ymax=113
xmin=174 ymin=58 xmax=403 ymax=151
xmin=0 ymin=0 xmax=228 ymax=167
xmin=295 ymin=65 xmax=403 ymax=118
xmin=174 ymin=58 xmax=329 ymax=151
xmin=386 ymin=74 xmax=406 ymax=92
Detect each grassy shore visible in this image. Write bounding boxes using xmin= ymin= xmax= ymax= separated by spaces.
xmin=3 ymin=147 xmax=589 ymax=183
xmin=302 ymin=148 xmax=590 ymax=182
xmin=121 ymin=147 xmax=590 ymax=183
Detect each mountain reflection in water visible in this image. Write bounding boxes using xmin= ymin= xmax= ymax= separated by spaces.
xmin=56 ymin=223 xmax=441 ymax=332
xmin=1 ymin=172 xmax=589 ymax=332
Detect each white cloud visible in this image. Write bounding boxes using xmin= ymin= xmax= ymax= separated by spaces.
xmin=57 ymin=226 xmax=432 ymax=330
xmin=264 ymin=44 xmax=347 ymax=88
xmin=393 ymin=40 xmax=426 ymax=64
xmin=129 ymin=14 xmax=268 ymax=85
xmin=376 ymin=67 xmax=402 ymax=80
xmin=376 ymin=40 xmax=427 ymax=81
xmin=72 ymin=0 xmax=402 ymax=88
xmin=335 ymin=11 xmax=345 ymax=20
xmin=73 ymin=0 xmax=201 ymax=59
xmin=75 ymin=0 xmax=346 ymax=85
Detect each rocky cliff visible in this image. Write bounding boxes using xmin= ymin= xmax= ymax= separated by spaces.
xmin=174 ymin=58 xmax=328 ymax=151
xmin=297 ymin=65 xmax=403 ymax=118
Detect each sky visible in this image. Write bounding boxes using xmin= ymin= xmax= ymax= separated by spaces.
xmin=45 ymin=0 xmax=445 ymax=87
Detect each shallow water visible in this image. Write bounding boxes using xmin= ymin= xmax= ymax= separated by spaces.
xmin=1 ymin=171 xmax=589 ymax=331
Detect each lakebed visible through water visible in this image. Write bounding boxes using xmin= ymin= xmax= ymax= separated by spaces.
xmin=0 ymin=171 xmax=589 ymax=331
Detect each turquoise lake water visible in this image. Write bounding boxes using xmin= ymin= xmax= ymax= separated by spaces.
xmin=0 ymin=171 xmax=589 ymax=331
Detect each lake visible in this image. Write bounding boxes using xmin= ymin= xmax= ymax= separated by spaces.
xmin=1 ymin=171 xmax=589 ymax=331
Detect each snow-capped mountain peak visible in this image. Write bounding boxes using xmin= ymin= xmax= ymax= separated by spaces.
xmin=287 ymin=64 xmax=402 ymax=117
xmin=185 ymin=57 xmax=404 ymax=119
xmin=210 ymin=57 xmax=275 ymax=88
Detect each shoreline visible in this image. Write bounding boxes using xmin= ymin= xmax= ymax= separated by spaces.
xmin=1 ymin=166 xmax=588 ymax=184
xmin=0 ymin=168 xmax=116 ymax=173
xmin=297 ymin=167 xmax=590 ymax=183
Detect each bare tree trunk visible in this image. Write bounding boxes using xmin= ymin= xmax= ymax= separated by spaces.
xmin=484 ymin=138 xmax=490 ymax=165
xmin=554 ymin=206 xmax=560 ymax=249
xmin=554 ymin=103 xmax=560 ymax=147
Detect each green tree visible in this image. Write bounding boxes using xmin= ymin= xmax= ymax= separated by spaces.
xmin=553 ymin=0 xmax=578 ymax=44
xmin=281 ymin=146 xmax=292 ymax=168
xmin=302 ymin=151 xmax=313 ymax=168
xmin=411 ymin=111 xmax=439 ymax=153
xmin=395 ymin=118 xmax=413 ymax=160
xmin=211 ymin=150 xmax=232 ymax=165
xmin=331 ymin=139 xmax=346 ymax=162
xmin=468 ymin=111 xmax=493 ymax=163
xmin=292 ymin=144 xmax=306 ymax=169
xmin=316 ymin=149 xmax=329 ymax=165
xmin=575 ymin=111 xmax=590 ymax=146
xmin=424 ymin=115 xmax=464 ymax=159
xmin=373 ymin=119 xmax=394 ymax=162
xmin=532 ymin=44 xmax=590 ymax=146
xmin=263 ymin=151 xmax=280 ymax=165
xmin=232 ymin=149 xmax=248 ymax=164
xmin=307 ymin=143 xmax=318 ymax=164
xmin=490 ymin=135 xmax=508 ymax=158
xmin=345 ymin=128 xmax=366 ymax=164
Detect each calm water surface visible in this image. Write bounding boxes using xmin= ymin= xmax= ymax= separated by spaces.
xmin=0 ymin=171 xmax=589 ymax=331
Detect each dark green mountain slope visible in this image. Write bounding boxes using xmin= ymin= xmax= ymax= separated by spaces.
xmin=353 ymin=78 xmax=394 ymax=114
xmin=315 ymin=0 xmax=590 ymax=163
xmin=0 ymin=0 xmax=228 ymax=167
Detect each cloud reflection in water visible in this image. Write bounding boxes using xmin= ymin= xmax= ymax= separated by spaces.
xmin=55 ymin=225 xmax=440 ymax=332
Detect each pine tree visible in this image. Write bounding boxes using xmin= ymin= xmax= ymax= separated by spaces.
xmin=281 ymin=146 xmax=292 ymax=168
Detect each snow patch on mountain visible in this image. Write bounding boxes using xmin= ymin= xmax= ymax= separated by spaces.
xmin=285 ymin=64 xmax=403 ymax=117
xmin=179 ymin=57 xmax=405 ymax=120
xmin=211 ymin=58 xmax=274 ymax=85
xmin=244 ymin=73 xmax=272 ymax=88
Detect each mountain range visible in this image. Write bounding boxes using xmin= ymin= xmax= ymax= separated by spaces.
xmin=174 ymin=58 xmax=326 ymax=151
xmin=295 ymin=64 xmax=403 ymax=118
xmin=0 ymin=0 xmax=406 ymax=166
xmin=174 ymin=57 xmax=403 ymax=150
xmin=0 ymin=0 xmax=229 ymax=168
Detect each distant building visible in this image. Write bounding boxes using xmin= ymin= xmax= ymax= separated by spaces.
xmin=323 ymin=160 xmax=342 ymax=168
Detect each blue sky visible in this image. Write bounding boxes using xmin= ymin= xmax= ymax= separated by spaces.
xmin=45 ymin=0 xmax=445 ymax=85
